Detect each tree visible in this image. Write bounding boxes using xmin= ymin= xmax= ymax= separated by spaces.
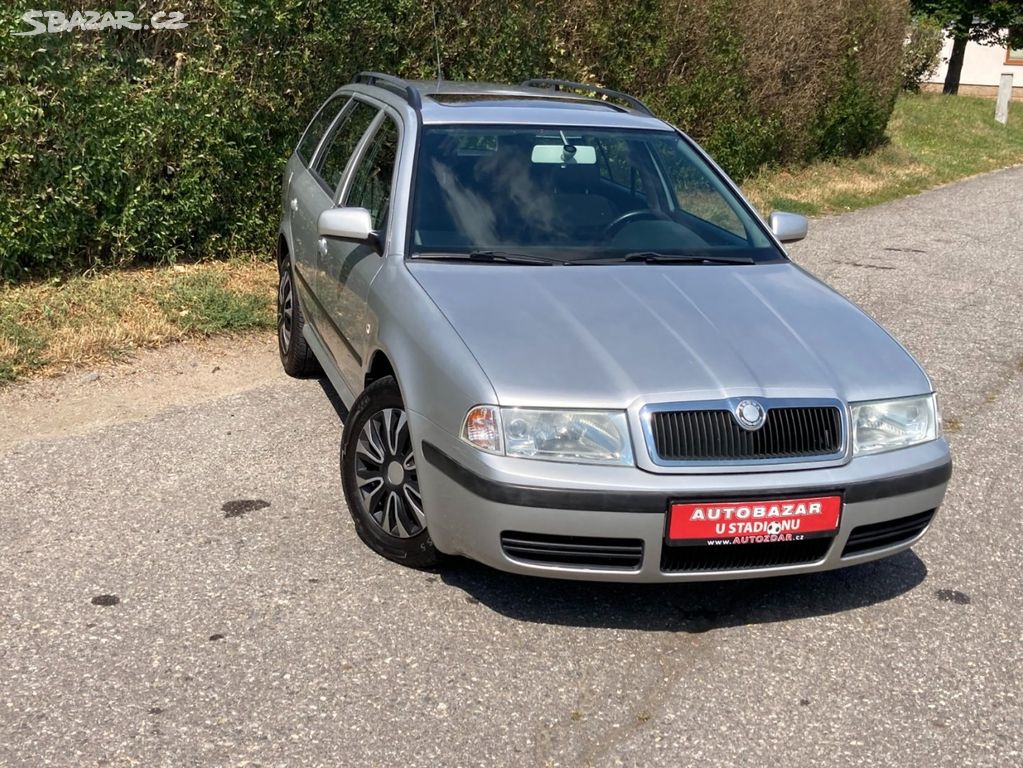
xmin=912 ymin=1 xmax=1023 ymax=94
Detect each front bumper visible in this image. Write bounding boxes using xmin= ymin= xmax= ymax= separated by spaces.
xmin=411 ymin=414 xmax=951 ymax=583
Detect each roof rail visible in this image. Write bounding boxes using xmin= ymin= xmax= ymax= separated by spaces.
xmin=520 ymin=79 xmax=654 ymax=117
xmin=352 ymin=72 xmax=423 ymax=110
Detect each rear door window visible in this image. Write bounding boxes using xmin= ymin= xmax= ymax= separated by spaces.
xmin=312 ymin=100 xmax=378 ymax=194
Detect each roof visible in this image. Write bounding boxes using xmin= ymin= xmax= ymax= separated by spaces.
xmin=347 ymin=75 xmax=671 ymax=130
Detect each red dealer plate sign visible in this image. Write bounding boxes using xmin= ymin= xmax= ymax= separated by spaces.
xmin=667 ymin=495 xmax=842 ymax=546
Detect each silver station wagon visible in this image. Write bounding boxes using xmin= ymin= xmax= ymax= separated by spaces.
xmin=276 ymin=73 xmax=951 ymax=582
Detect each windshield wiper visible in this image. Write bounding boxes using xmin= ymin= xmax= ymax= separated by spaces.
xmin=561 ymin=251 xmax=755 ymax=265
xmin=411 ymin=250 xmax=557 ymax=265
xmin=620 ymin=251 xmax=755 ymax=265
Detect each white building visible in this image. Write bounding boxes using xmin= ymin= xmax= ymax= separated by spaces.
xmin=925 ymin=33 xmax=1022 ymax=100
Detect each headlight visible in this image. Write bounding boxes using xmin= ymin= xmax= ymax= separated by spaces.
xmin=851 ymin=394 xmax=939 ymax=456
xmin=461 ymin=406 xmax=634 ymax=465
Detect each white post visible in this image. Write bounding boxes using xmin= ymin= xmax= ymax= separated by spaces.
xmin=995 ymin=73 xmax=1013 ymax=125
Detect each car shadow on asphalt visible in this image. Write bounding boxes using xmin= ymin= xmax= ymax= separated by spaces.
xmin=318 ymin=377 xmax=349 ymax=424
xmin=439 ymin=551 xmax=927 ymax=632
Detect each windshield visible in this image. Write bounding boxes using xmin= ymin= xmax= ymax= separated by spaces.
xmin=409 ymin=125 xmax=782 ymax=264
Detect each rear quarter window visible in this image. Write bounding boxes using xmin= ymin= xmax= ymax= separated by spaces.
xmin=312 ymin=101 xmax=379 ymax=193
xmin=297 ymin=94 xmax=350 ymax=166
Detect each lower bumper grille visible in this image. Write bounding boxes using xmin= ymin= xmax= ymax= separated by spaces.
xmin=500 ymin=531 xmax=643 ymax=570
xmin=842 ymin=509 xmax=935 ymax=557
xmin=660 ymin=537 xmax=832 ymax=573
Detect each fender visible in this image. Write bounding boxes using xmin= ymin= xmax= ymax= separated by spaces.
xmin=364 ymin=255 xmax=497 ymax=437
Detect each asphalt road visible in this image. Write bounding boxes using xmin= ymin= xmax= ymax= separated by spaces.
xmin=2 ymin=167 xmax=1022 ymax=767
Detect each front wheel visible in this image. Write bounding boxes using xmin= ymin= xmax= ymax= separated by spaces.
xmin=340 ymin=376 xmax=439 ymax=568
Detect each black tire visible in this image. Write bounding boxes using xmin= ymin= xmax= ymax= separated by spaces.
xmin=277 ymin=251 xmax=320 ymax=378
xmin=341 ymin=376 xmax=439 ymax=568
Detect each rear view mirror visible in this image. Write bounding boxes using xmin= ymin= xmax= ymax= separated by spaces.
xmin=319 ymin=207 xmax=374 ymax=242
xmin=769 ymin=211 xmax=808 ymax=244
xmin=531 ymin=144 xmax=597 ymax=164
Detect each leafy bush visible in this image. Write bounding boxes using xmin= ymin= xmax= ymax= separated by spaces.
xmin=902 ymin=15 xmax=946 ymax=91
xmin=0 ymin=0 xmax=910 ymax=280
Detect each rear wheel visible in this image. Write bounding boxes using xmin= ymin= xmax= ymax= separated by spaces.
xmin=277 ymin=250 xmax=320 ymax=377
xmin=341 ymin=376 xmax=439 ymax=568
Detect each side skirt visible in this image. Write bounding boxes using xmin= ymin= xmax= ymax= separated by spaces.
xmin=303 ymin=321 xmax=357 ymax=409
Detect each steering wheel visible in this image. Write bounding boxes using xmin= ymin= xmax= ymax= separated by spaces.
xmin=602 ymin=209 xmax=671 ymax=239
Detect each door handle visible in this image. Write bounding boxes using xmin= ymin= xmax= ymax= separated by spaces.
xmin=318 ymin=238 xmax=328 ymax=256
xmin=290 ymin=198 xmax=299 ymax=212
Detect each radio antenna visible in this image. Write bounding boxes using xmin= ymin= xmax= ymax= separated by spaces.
xmin=431 ymin=2 xmax=444 ymax=84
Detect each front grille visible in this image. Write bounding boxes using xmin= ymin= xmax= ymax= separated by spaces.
xmin=501 ymin=531 xmax=643 ymax=570
xmin=660 ymin=537 xmax=832 ymax=573
xmin=650 ymin=406 xmax=842 ymax=462
xmin=842 ymin=509 xmax=935 ymax=557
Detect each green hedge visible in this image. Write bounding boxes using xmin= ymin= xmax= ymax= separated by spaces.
xmin=0 ymin=0 xmax=909 ymax=280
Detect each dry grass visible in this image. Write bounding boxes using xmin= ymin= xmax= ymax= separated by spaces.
xmin=0 ymin=259 xmax=275 ymax=384
xmin=743 ymin=92 xmax=1023 ymax=216
xmin=744 ymin=144 xmax=934 ymax=213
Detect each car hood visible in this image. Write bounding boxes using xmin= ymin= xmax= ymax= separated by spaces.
xmin=407 ymin=262 xmax=931 ymax=408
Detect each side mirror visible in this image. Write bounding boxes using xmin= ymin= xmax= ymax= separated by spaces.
xmin=318 ymin=207 xmax=375 ymax=243
xmin=769 ymin=211 xmax=808 ymax=244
